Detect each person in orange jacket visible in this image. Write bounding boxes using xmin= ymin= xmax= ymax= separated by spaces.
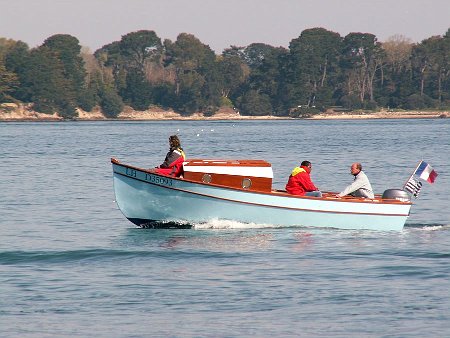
xmin=285 ymin=160 xmax=322 ymax=197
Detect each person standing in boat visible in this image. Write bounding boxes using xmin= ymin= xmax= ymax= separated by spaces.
xmin=155 ymin=135 xmax=186 ymax=176
xmin=336 ymin=162 xmax=374 ymax=199
xmin=285 ymin=160 xmax=322 ymax=197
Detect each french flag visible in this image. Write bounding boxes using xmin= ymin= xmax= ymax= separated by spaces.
xmin=415 ymin=161 xmax=438 ymax=183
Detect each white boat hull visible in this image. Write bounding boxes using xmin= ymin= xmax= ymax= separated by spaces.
xmin=112 ymin=160 xmax=412 ymax=231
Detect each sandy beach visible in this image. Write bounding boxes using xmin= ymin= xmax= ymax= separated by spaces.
xmin=0 ymin=103 xmax=447 ymax=121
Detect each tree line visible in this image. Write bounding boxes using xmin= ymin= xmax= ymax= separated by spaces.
xmin=0 ymin=27 xmax=449 ymax=119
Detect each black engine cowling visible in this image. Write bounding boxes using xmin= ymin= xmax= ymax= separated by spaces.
xmin=382 ymin=189 xmax=411 ymax=202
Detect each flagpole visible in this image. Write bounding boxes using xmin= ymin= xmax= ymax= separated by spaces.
xmin=403 ymin=160 xmax=423 ymax=189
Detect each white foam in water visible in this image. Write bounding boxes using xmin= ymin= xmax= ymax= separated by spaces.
xmin=421 ymin=224 xmax=450 ymax=231
xmin=193 ymin=218 xmax=277 ymax=229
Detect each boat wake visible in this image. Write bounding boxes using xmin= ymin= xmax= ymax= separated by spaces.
xmin=135 ymin=218 xmax=279 ymax=229
xmin=193 ymin=218 xmax=279 ymax=230
xmin=405 ymin=223 xmax=450 ymax=231
xmin=421 ymin=224 xmax=450 ymax=231
xmin=137 ymin=220 xmax=192 ymax=229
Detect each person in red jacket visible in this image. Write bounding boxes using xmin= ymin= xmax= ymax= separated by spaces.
xmin=285 ymin=160 xmax=321 ymax=197
xmin=155 ymin=135 xmax=186 ymax=177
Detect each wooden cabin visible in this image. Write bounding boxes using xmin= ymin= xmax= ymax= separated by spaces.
xmin=182 ymin=159 xmax=273 ymax=193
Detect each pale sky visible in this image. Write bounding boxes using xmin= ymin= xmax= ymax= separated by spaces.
xmin=1 ymin=0 xmax=449 ymax=53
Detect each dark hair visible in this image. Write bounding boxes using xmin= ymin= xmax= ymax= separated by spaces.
xmin=355 ymin=163 xmax=362 ymax=171
xmin=169 ymin=135 xmax=181 ymax=149
xmin=301 ymin=160 xmax=311 ymax=167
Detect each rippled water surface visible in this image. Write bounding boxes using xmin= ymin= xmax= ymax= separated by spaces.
xmin=1 ymin=119 xmax=449 ymax=337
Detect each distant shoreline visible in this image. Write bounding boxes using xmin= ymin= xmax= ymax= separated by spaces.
xmin=307 ymin=111 xmax=448 ymax=120
xmin=0 ymin=104 xmax=448 ymax=121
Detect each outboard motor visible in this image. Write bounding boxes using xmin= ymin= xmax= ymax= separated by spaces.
xmin=382 ymin=189 xmax=411 ymax=202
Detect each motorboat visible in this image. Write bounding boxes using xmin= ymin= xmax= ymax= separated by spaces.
xmin=111 ymin=158 xmax=412 ymax=231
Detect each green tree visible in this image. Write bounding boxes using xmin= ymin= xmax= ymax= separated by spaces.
xmin=340 ymin=32 xmax=385 ymax=107
xmin=121 ymin=69 xmax=154 ymax=110
xmin=151 ymin=82 xmax=177 ymax=109
xmin=95 ymin=30 xmax=164 ymax=110
xmin=411 ymin=39 xmax=434 ymax=99
xmin=237 ymin=90 xmax=272 ymax=116
xmin=119 ymin=30 xmax=162 ymax=72
xmin=0 ymin=38 xmax=18 ymax=60
xmin=2 ymin=40 xmax=29 ymax=102
xmin=231 ymin=43 xmax=287 ymax=115
xmin=78 ymin=47 xmax=101 ymax=111
xmin=164 ymin=33 xmax=217 ymax=114
xmin=43 ymin=34 xmax=87 ymax=114
xmin=380 ymin=35 xmax=414 ymax=108
xmin=0 ymin=39 xmax=21 ymax=102
xmin=411 ymin=34 xmax=450 ymax=106
xmin=95 ymin=41 xmax=123 ymax=75
xmin=442 ymin=28 xmax=450 ymax=106
xmin=0 ymin=60 xmax=19 ymax=102
xmin=287 ymin=28 xmax=342 ymax=109
xmin=20 ymin=47 xmax=76 ymax=117
xmin=240 ymin=43 xmax=279 ymax=69
xmin=217 ymin=53 xmax=248 ymax=99
xmin=99 ymin=84 xmax=124 ymax=118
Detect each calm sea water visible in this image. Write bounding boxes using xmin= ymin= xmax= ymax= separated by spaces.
xmin=1 ymin=119 xmax=449 ymax=337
